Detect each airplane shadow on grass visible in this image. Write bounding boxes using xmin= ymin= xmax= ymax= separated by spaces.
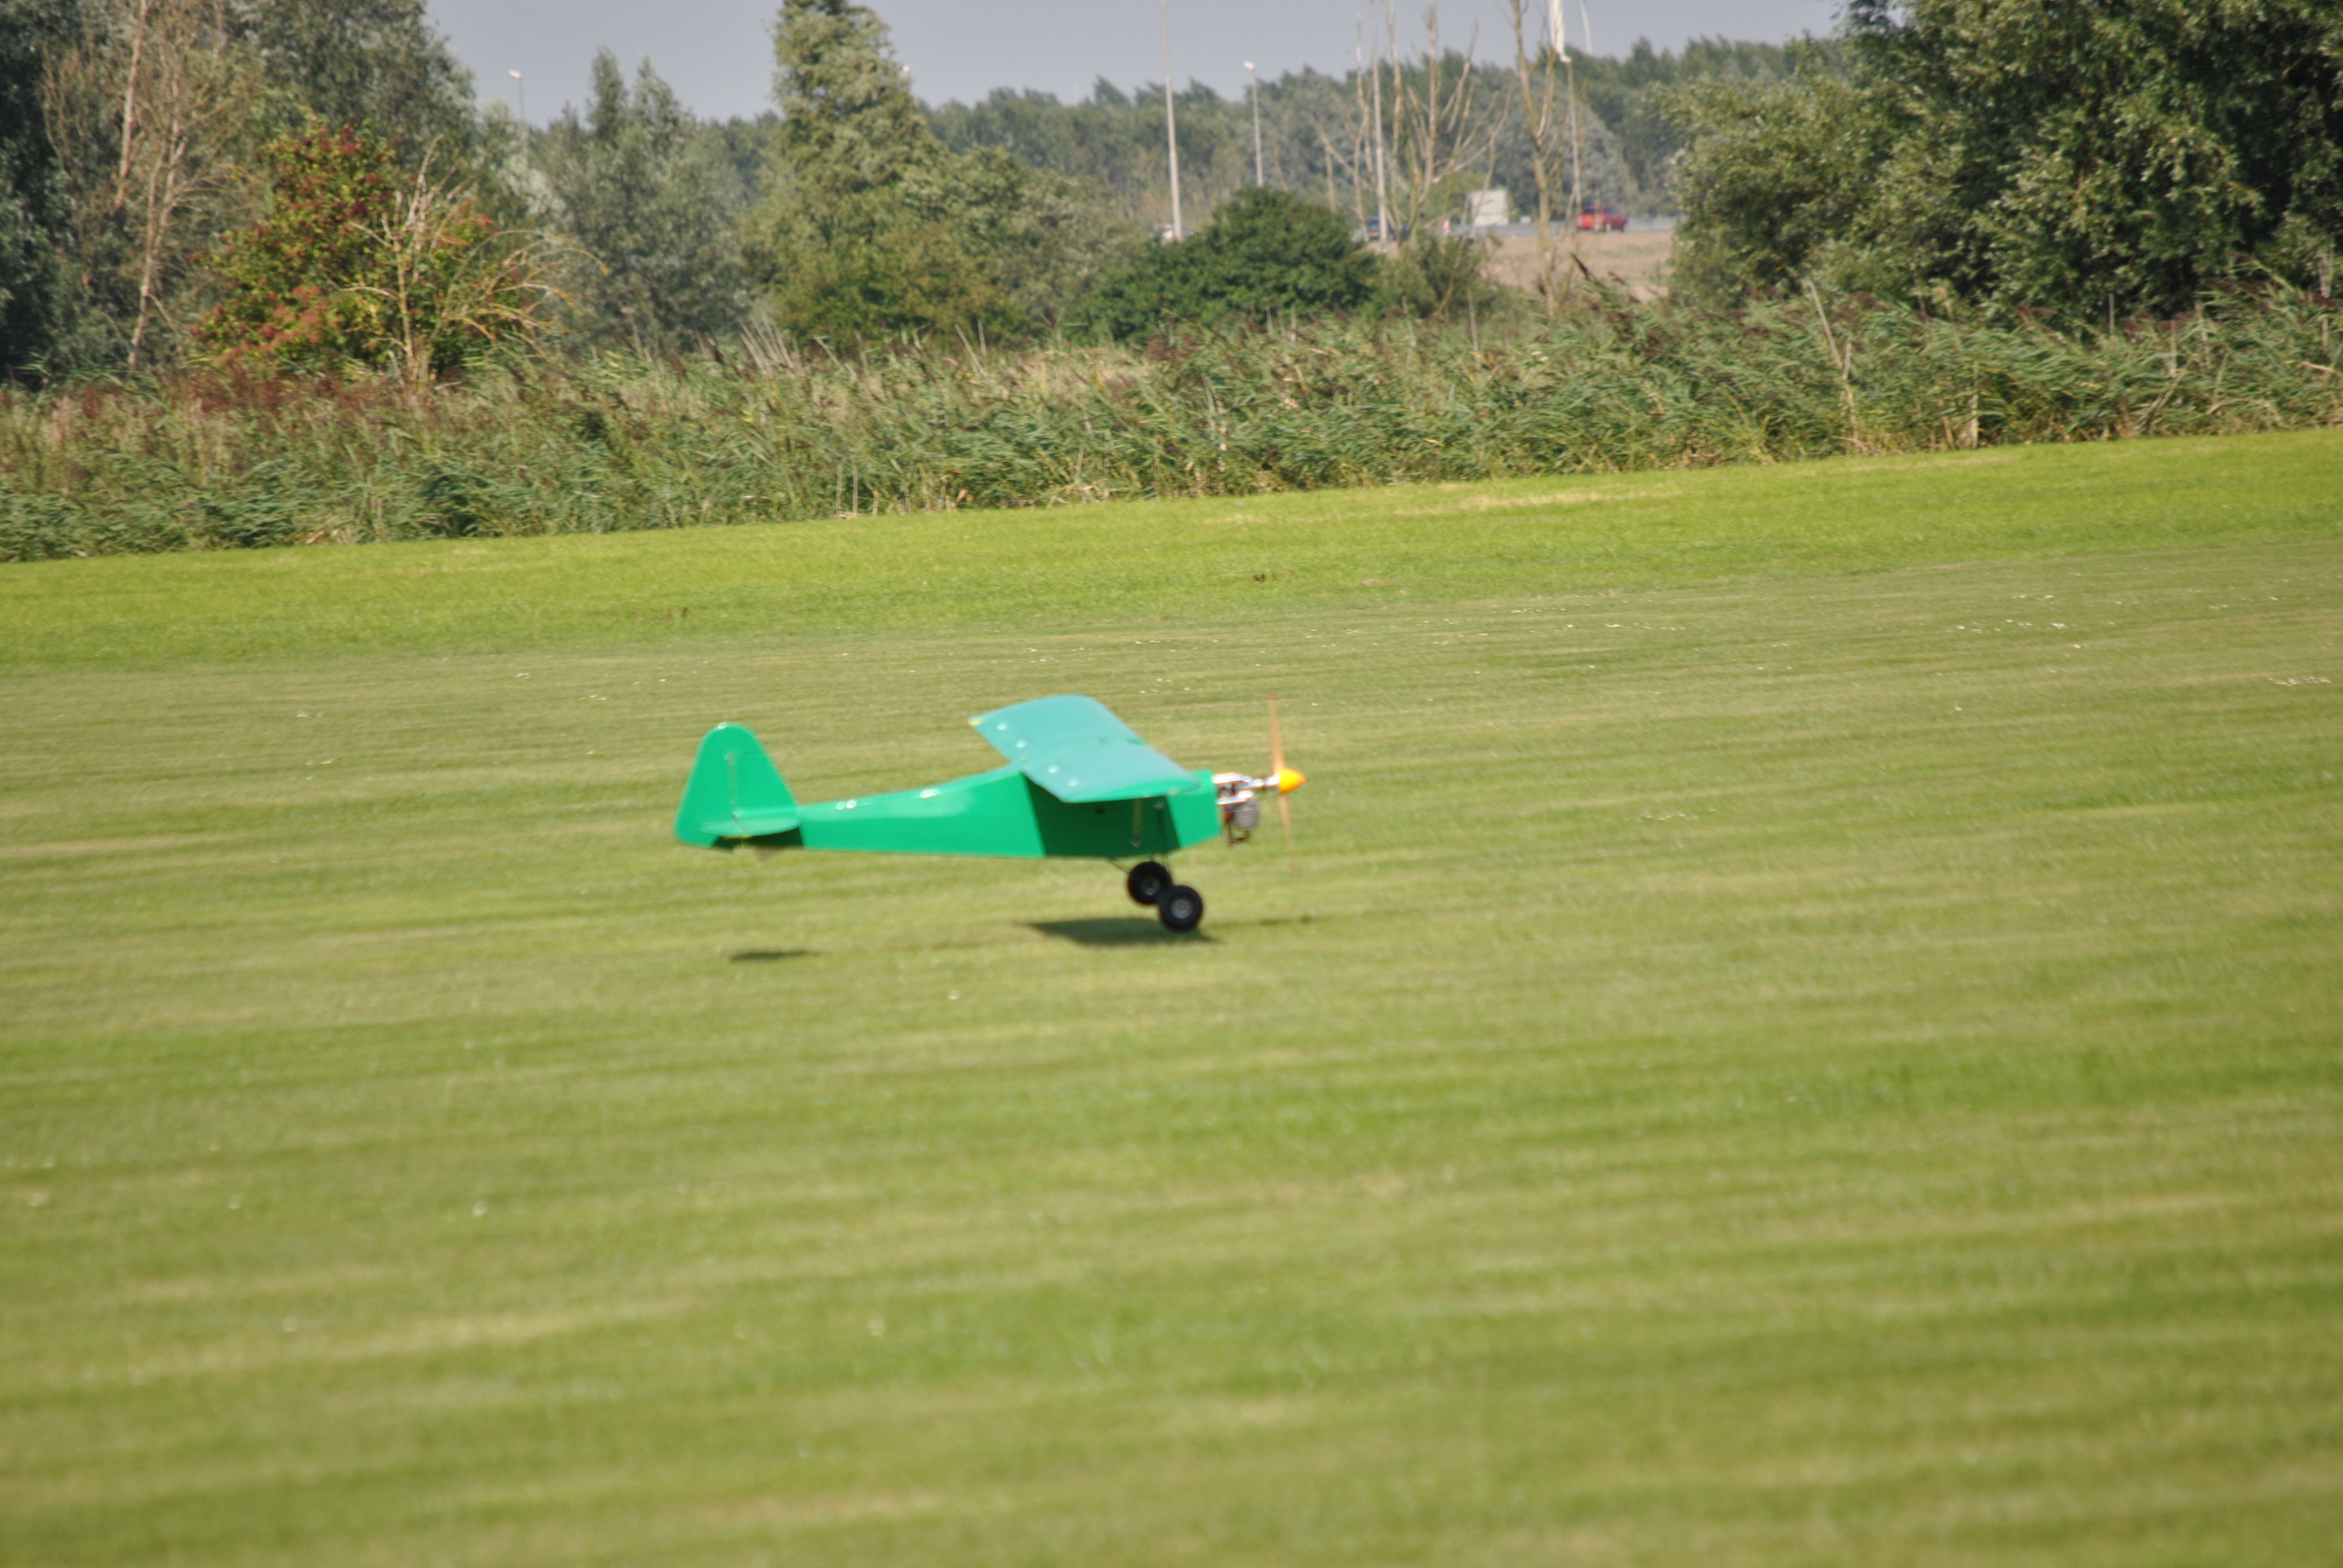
xmin=723 ymin=921 xmax=1231 ymax=960
xmin=1027 ymin=919 xmax=1217 ymax=946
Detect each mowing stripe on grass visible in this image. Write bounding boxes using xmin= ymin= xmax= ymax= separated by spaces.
xmin=1 ymin=434 xmax=2338 ymax=1565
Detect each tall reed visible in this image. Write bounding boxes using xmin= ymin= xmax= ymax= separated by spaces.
xmin=4 ymin=288 xmax=2337 ymax=561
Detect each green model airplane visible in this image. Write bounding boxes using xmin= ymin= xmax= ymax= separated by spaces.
xmin=675 ymin=693 xmax=1306 ymax=932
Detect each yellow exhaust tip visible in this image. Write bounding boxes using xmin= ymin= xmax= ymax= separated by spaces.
xmin=1274 ymin=767 xmax=1306 ymax=795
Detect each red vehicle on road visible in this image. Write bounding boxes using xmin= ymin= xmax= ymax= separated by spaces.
xmin=1577 ymin=204 xmax=1628 ymax=232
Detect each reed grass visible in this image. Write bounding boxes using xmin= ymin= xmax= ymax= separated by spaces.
xmin=3 ymin=287 xmax=2339 ymax=561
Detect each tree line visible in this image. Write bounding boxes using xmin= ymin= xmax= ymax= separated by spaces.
xmin=0 ymin=0 xmax=2335 ymax=389
xmin=1666 ymin=0 xmax=2341 ymax=318
xmin=928 ymin=35 xmax=1800 ymax=235
xmin=0 ymin=0 xmax=1804 ymax=382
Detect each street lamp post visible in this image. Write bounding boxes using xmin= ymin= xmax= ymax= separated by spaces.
xmin=1245 ymin=60 xmax=1263 ymax=186
xmin=508 ymin=69 xmax=525 ymax=124
xmin=1160 ymin=0 xmax=1182 ymax=238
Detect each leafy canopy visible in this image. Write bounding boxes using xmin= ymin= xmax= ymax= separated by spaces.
xmin=540 ymin=52 xmax=746 ymax=353
xmin=198 ymin=120 xmax=545 ymax=377
xmin=1078 ymin=188 xmax=1380 ymax=341
xmin=243 ymin=0 xmax=476 ymax=164
xmin=746 ymin=0 xmax=1137 ymax=344
xmin=1668 ymin=0 xmax=2343 ymax=318
xmin=0 ymin=0 xmax=77 ymax=380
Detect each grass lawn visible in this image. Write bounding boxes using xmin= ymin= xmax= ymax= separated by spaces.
xmin=2 ymin=431 xmax=2339 ymax=1566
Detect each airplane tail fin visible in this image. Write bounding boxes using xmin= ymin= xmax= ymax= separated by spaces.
xmin=675 ymin=723 xmax=801 ymax=848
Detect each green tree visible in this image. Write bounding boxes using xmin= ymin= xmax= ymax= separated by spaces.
xmin=0 ymin=0 xmax=80 ymax=379
xmin=760 ymin=0 xmax=938 ymax=231
xmin=539 ymin=53 xmax=746 ymax=352
xmin=1575 ymin=36 xmax=1810 ymax=211
xmin=746 ymin=0 xmax=1004 ymax=339
xmin=930 ymin=58 xmax=1666 ymax=232
xmin=1377 ymin=233 xmax=1507 ymax=323
xmin=198 ymin=119 xmax=550 ymax=376
xmin=1670 ymin=0 xmax=2343 ymax=318
xmin=239 ymin=0 xmax=475 ymax=162
xmin=41 ymin=0 xmax=263 ymax=370
xmin=1077 ymin=186 xmax=1378 ymax=340
xmin=900 ymin=145 xmax=1141 ymax=332
xmin=746 ymin=0 xmax=1136 ymax=342
xmin=1662 ymin=59 xmax=1885 ymax=302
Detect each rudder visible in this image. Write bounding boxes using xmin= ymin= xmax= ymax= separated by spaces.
xmin=675 ymin=723 xmax=801 ymax=848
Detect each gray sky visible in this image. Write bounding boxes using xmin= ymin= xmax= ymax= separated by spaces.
xmin=429 ymin=1 xmax=1841 ymax=124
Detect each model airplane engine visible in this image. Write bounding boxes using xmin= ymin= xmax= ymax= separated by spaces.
xmin=1214 ymin=773 xmax=1262 ymax=839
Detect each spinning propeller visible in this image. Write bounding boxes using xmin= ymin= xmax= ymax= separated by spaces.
xmin=1266 ymin=689 xmax=1306 ymax=852
xmin=1215 ymin=691 xmax=1306 ymax=852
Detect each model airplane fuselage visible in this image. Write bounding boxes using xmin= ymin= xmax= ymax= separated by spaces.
xmin=675 ymin=694 xmax=1303 ymax=932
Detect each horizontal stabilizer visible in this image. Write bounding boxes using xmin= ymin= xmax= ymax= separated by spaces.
xmin=698 ymin=808 xmax=800 ymax=839
xmin=969 ymin=694 xmax=1202 ymax=803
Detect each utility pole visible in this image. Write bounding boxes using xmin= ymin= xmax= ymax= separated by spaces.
xmin=1370 ymin=4 xmax=1390 ymax=241
xmin=1575 ymin=0 xmax=1593 ymax=214
xmin=1160 ymin=0 xmax=1183 ymax=238
xmin=1551 ymin=1 xmax=1581 ymax=229
xmin=1245 ymin=60 xmax=1263 ymax=186
xmin=1566 ymin=57 xmax=1581 ymax=225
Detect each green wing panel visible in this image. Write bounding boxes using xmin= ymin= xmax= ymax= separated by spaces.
xmin=969 ymin=694 xmax=1202 ymax=804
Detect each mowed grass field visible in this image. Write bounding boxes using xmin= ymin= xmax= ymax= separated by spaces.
xmin=3 ymin=432 xmax=2340 ymax=1566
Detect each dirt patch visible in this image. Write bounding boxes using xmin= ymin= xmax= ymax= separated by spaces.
xmin=1482 ymin=229 xmax=1673 ymax=300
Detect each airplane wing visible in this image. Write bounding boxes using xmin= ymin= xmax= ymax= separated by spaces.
xmin=969 ymin=694 xmax=1204 ymax=804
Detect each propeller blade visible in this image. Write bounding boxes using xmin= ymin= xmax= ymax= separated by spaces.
xmin=1268 ymin=690 xmax=1295 ymax=855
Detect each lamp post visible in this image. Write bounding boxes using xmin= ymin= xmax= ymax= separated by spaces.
xmin=508 ymin=69 xmax=525 ymax=124
xmin=1547 ymin=2 xmax=1581 ymax=229
xmin=1245 ymin=60 xmax=1263 ymax=186
xmin=1160 ymin=0 xmax=1182 ymax=238
xmin=1369 ymin=4 xmax=1389 ymax=244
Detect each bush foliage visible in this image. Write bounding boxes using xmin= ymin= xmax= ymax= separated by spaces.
xmin=198 ymin=122 xmax=548 ymax=377
xmin=5 ymin=285 xmax=2337 ymax=561
xmin=1669 ymin=0 xmax=2343 ymax=318
xmin=745 ymin=0 xmax=1136 ymax=343
xmin=538 ymin=53 xmax=748 ymax=353
xmin=1078 ymin=189 xmax=1380 ymax=339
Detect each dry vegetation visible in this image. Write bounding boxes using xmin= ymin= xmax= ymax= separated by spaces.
xmin=5 ymin=285 xmax=2338 ymax=561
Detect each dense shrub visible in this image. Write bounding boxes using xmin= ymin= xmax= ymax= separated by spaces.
xmin=4 ymin=285 xmax=2337 ymax=560
xmin=199 ymin=121 xmax=550 ymax=377
xmin=746 ymin=0 xmax=1136 ymax=344
xmin=1078 ymin=188 xmax=1380 ymax=340
xmin=1668 ymin=0 xmax=2343 ymax=318
xmin=537 ymin=53 xmax=748 ymax=353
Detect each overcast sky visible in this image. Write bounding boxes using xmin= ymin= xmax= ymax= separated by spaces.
xmin=428 ymin=1 xmax=1841 ymax=124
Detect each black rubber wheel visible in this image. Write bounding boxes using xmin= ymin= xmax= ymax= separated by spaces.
xmin=1126 ymin=861 xmax=1173 ymax=907
xmin=1157 ymin=884 xmax=1205 ymax=933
